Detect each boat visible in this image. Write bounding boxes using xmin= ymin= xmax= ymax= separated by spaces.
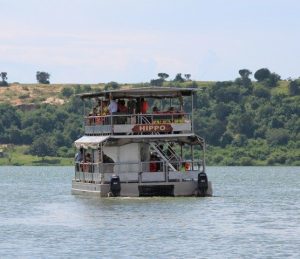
xmin=72 ymin=87 xmax=213 ymax=197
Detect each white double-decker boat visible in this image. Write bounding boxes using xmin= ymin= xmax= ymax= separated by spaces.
xmin=72 ymin=87 xmax=213 ymax=197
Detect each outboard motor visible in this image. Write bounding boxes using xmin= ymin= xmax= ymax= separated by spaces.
xmin=110 ymin=175 xmax=121 ymax=197
xmin=197 ymin=172 xmax=208 ymax=197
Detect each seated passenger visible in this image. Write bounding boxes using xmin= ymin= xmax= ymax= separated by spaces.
xmin=167 ymin=107 xmax=175 ymax=113
xmin=152 ymin=106 xmax=160 ymax=114
xmin=83 ymin=153 xmax=92 ymax=173
xmin=95 ymin=99 xmax=102 ymax=113
xmin=102 ymin=100 xmax=109 ymax=115
xmin=127 ymin=99 xmax=137 ymax=114
xmin=118 ymin=99 xmax=128 ymax=113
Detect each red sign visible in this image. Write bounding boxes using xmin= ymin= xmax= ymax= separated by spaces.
xmin=132 ymin=124 xmax=173 ymax=133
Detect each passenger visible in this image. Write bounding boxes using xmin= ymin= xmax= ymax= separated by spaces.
xmin=75 ymin=147 xmax=84 ymax=171
xmin=96 ymin=99 xmax=102 ymax=114
xmin=140 ymin=98 xmax=148 ymax=114
xmin=83 ymin=153 xmax=92 ymax=173
xmin=102 ymin=100 xmax=109 ymax=115
xmin=118 ymin=100 xmax=128 ymax=113
xmin=127 ymin=99 xmax=137 ymax=114
xmin=168 ymin=107 xmax=175 ymax=113
xmin=108 ymin=94 xmax=118 ymax=114
xmin=152 ymin=106 xmax=160 ymax=113
xmin=92 ymin=107 xmax=97 ymax=115
xmin=185 ymin=162 xmax=190 ymax=171
xmin=88 ymin=109 xmax=96 ymax=125
xmin=180 ymin=162 xmax=186 ymax=172
xmin=150 ymin=154 xmax=158 ymax=172
xmin=181 ymin=162 xmax=190 ymax=172
xmin=85 ymin=153 xmax=92 ymax=162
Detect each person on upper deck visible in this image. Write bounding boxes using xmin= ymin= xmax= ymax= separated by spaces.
xmin=127 ymin=99 xmax=136 ymax=114
xmin=140 ymin=98 xmax=148 ymax=114
xmin=152 ymin=106 xmax=160 ymax=114
xmin=108 ymin=94 xmax=118 ymax=114
xmin=118 ymin=99 xmax=128 ymax=113
xmin=102 ymin=100 xmax=109 ymax=115
xmin=167 ymin=107 xmax=175 ymax=113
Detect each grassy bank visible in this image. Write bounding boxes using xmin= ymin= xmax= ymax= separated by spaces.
xmin=0 ymin=145 xmax=73 ymax=166
xmin=1 ymin=143 xmax=299 ymax=166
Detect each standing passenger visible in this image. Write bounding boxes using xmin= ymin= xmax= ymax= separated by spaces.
xmin=140 ymin=98 xmax=148 ymax=114
xmin=75 ymin=147 xmax=84 ymax=171
xmin=108 ymin=94 xmax=118 ymax=114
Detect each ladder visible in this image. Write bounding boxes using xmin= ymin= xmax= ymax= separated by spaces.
xmin=150 ymin=143 xmax=180 ymax=172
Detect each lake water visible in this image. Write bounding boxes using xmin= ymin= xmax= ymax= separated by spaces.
xmin=0 ymin=166 xmax=299 ymax=258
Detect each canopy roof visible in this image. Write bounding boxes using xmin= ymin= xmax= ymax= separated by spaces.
xmin=74 ymin=134 xmax=204 ymax=149
xmin=79 ymin=87 xmax=197 ymax=100
xmin=74 ymin=135 xmax=110 ymax=149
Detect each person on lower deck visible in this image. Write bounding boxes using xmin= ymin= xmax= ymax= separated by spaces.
xmin=75 ymin=147 xmax=84 ymax=171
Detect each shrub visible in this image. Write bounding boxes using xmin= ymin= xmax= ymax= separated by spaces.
xmin=253 ymin=86 xmax=270 ymax=99
xmin=61 ymin=87 xmax=74 ymax=97
xmin=19 ymin=93 xmax=30 ymax=99
xmin=266 ymin=128 xmax=290 ymax=146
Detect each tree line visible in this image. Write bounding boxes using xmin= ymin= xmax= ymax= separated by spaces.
xmin=0 ymin=68 xmax=299 ymax=165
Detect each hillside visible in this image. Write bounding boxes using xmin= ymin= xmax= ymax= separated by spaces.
xmin=0 ymin=77 xmax=299 ymax=166
xmin=0 ymin=83 xmax=103 ymax=106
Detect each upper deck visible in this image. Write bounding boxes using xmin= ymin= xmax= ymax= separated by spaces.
xmin=79 ymin=87 xmax=197 ymax=136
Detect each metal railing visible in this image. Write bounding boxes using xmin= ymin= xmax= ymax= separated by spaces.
xmin=74 ymin=160 xmax=203 ymax=184
xmin=84 ymin=113 xmax=192 ymax=135
xmin=84 ymin=113 xmax=191 ymax=126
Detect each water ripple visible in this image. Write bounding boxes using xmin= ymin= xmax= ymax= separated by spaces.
xmin=0 ymin=166 xmax=299 ymax=258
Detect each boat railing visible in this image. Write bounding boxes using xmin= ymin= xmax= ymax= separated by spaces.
xmin=74 ymin=160 xmax=203 ymax=184
xmin=84 ymin=113 xmax=192 ymax=135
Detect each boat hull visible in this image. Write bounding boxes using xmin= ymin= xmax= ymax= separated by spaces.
xmin=71 ymin=180 xmax=213 ymax=197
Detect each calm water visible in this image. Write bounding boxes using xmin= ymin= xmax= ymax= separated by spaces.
xmin=0 ymin=166 xmax=299 ymax=258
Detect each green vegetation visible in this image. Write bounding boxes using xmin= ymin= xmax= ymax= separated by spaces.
xmin=36 ymin=71 xmax=50 ymax=84
xmin=0 ymin=68 xmax=299 ymax=166
xmin=0 ymin=72 xmax=8 ymax=86
xmin=0 ymin=145 xmax=72 ymax=166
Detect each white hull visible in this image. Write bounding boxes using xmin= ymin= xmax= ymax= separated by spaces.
xmin=71 ymin=180 xmax=213 ymax=197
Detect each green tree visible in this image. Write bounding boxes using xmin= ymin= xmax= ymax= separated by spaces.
xmin=214 ymin=102 xmax=232 ymax=121
xmin=0 ymin=72 xmax=8 ymax=86
xmin=29 ymin=135 xmax=57 ymax=157
xmin=266 ymin=128 xmax=290 ymax=146
xmin=173 ymin=73 xmax=184 ymax=82
xmin=36 ymin=71 xmax=50 ymax=84
xmin=264 ymin=72 xmax=281 ymax=87
xmin=237 ymin=69 xmax=252 ymax=90
xmin=61 ymin=87 xmax=74 ymax=97
xmin=288 ymin=80 xmax=300 ymax=96
xmin=253 ymin=85 xmax=270 ymax=99
xmin=104 ymin=81 xmax=119 ymax=90
xmin=150 ymin=78 xmax=164 ymax=86
xmin=227 ymin=113 xmax=255 ymax=137
xmin=254 ymin=68 xmax=271 ymax=81
xmin=157 ymin=73 xmax=169 ymax=80
xmin=184 ymin=74 xmax=191 ymax=81
xmin=239 ymin=69 xmax=252 ymax=79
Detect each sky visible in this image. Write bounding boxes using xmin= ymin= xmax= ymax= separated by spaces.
xmin=1 ymin=0 xmax=300 ymax=84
